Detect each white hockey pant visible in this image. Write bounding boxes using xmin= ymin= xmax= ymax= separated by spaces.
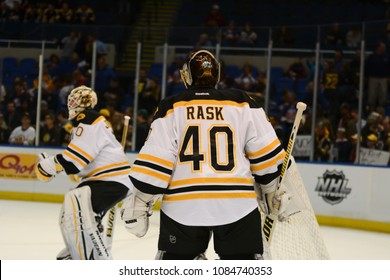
xmin=59 ymin=186 xmax=111 ymax=260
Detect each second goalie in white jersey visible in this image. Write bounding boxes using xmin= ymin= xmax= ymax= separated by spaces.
xmin=121 ymin=50 xmax=287 ymax=260
xmin=35 ymin=86 xmax=131 ymax=260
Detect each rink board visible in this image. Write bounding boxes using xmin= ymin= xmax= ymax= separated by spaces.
xmin=0 ymin=145 xmax=389 ymax=232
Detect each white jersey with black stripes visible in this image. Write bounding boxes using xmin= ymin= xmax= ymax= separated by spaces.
xmin=57 ymin=110 xmax=131 ymax=187
xmin=129 ymin=88 xmax=285 ymax=226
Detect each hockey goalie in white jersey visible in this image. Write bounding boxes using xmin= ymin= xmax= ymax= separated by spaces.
xmin=35 ymin=86 xmax=132 ymax=260
xmin=120 ymin=50 xmax=295 ymax=259
xmin=121 ymin=50 xmax=329 ymax=260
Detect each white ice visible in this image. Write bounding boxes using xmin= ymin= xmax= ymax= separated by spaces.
xmin=1 ymin=200 xmax=389 ymax=260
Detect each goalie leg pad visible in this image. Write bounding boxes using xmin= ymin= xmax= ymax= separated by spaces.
xmin=59 ymin=186 xmax=111 ymax=260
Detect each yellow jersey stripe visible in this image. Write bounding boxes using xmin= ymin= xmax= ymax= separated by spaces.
xmin=63 ymin=150 xmax=87 ymax=168
xmin=250 ymin=151 xmax=286 ymax=172
xmin=173 ymin=100 xmax=249 ymax=108
xmin=131 ymin=166 xmax=171 ymax=182
xmin=68 ymin=143 xmax=93 ymax=162
xmin=92 ymin=115 xmax=105 ymax=125
xmin=246 ymin=138 xmax=280 ymax=158
xmin=137 ymin=154 xmax=174 ymax=169
xmin=163 ymin=192 xmax=257 ymax=201
xmin=169 ymin=177 xmax=254 ymax=188
xmin=85 ymin=161 xmax=130 ymax=177
xmin=87 ymin=170 xmax=131 ymax=180
xmin=161 ymin=100 xmax=250 ymax=119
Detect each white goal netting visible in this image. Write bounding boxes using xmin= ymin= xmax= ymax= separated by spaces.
xmin=261 ymin=157 xmax=331 ymax=260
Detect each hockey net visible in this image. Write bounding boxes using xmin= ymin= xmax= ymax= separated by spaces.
xmin=261 ymin=157 xmax=331 ymax=260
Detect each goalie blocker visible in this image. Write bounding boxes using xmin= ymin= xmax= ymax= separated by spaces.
xmin=120 ymin=188 xmax=159 ymax=238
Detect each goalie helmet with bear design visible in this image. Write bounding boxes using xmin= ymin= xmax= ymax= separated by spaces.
xmin=67 ymin=86 xmax=98 ymax=120
xmin=180 ymin=49 xmax=220 ymax=89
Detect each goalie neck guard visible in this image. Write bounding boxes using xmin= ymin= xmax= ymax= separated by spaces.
xmin=67 ymin=86 xmax=98 ymax=120
xmin=180 ymin=50 xmax=220 ymax=89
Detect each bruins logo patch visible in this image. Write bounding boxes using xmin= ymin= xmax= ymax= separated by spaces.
xmin=76 ymin=113 xmax=86 ymax=121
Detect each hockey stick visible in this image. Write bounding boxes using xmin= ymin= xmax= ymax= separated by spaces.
xmin=262 ymin=102 xmax=307 ymax=244
xmin=106 ymin=115 xmax=131 ymax=250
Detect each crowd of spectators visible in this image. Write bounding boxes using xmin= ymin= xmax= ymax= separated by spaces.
xmin=1 ymin=1 xmax=390 ymax=164
xmin=0 ymin=0 xmax=96 ymax=24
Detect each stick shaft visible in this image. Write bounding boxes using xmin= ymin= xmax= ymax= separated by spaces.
xmin=106 ymin=115 xmax=131 ymax=248
xmin=262 ymin=102 xmax=306 ymax=244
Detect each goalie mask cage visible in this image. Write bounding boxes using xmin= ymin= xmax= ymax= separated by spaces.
xmin=261 ymin=157 xmax=331 ymax=260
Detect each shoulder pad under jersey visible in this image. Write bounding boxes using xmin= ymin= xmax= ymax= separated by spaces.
xmin=72 ymin=110 xmax=101 ymax=126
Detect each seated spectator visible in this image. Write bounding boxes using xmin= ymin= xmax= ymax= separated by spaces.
xmin=60 ymin=52 xmax=87 ymax=75
xmin=57 ymin=74 xmax=74 ymax=110
xmin=8 ymin=112 xmax=35 ymax=146
xmin=195 ymin=33 xmax=213 ymax=50
xmin=333 ymin=127 xmax=353 ymax=163
xmin=237 ymin=21 xmax=258 ymax=47
xmin=60 ymin=31 xmax=79 ymax=61
xmin=4 ymin=0 xmax=21 ymax=21
xmin=285 ymin=57 xmax=307 ymax=80
xmin=345 ymin=26 xmax=362 ymax=48
xmin=0 ymin=82 xmax=5 ymax=108
xmin=314 ymin=121 xmax=332 ymax=162
xmin=279 ymin=90 xmax=298 ymax=133
xmin=168 ymin=55 xmax=185 ymax=77
xmin=361 ymin=111 xmax=381 ymax=148
xmin=135 ymin=109 xmax=150 ymax=151
xmin=56 ymin=1 xmax=74 ymax=24
xmin=273 ymin=25 xmax=295 ymax=47
xmin=4 ymin=101 xmax=20 ymax=131
xmin=39 ymin=113 xmax=59 ymax=146
xmin=166 ymin=70 xmax=185 ymax=97
xmin=337 ymin=102 xmax=357 ymax=142
xmin=235 ymin=62 xmax=256 ymax=90
xmin=45 ymin=53 xmax=61 ymax=77
xmin=23 ymin=4 xmax=42 ymax=22
xmin=102 ymin=77 xmax=126 ymax=111
xmin=74 ymin=3 xmax=95 ymax=24
xmin=56 ymin=109 xmax=72 ymax=147
xmin=106 ymin=101 xmax=124 ymax=142
xmin=8 ymin=79 xmax=31 ymax=110
xmin=85 ymin=34 xmax=108 ymax=65
xmin=221 ymin=20 xmax=239 ymax=47
xmin=366 ymin=133 xmax=382 ymax=150
xmin=203 ymin=3 xmax=225 ymax=28
xmin=0 ymin=112 xmax=10 ymax=144
xmin=325 ymin=22 xmax=344 ymax=48
xmin=269 ymin=114 xmax=287 ymax=150
xmin=71 ymin=69 xmax=89 ymax=88
xmin=38 ymin=100 xmax=55 ymax=127
xmin=139 ymin=77 xmax=160 ymax=114
xmin=254 ymin=70 xmax=267 ymax=94
xmin=42 ymin=3 xmax=57 ymax=23
xmin=94 ymin=56 xmax=116 ymax=96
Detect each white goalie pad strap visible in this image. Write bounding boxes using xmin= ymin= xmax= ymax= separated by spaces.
xmin=59 ymin=186 xmax=111 ymax=260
